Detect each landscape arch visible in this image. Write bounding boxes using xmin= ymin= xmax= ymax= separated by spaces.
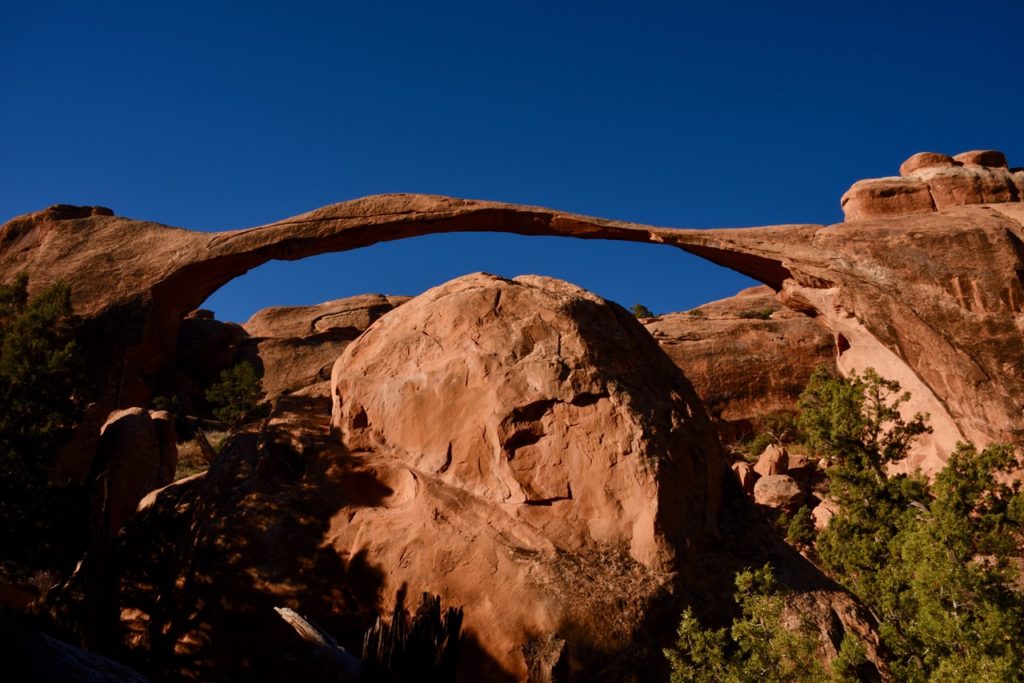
xmin=3 ymin=192 xmax=1022 ymax=457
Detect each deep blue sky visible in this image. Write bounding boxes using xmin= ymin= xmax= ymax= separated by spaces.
xmin=3 ymin=2 xmax=1022 ymax=322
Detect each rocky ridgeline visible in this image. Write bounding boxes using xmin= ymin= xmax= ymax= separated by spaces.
xmin=842 ymin=149 xmax=1023 ymax=221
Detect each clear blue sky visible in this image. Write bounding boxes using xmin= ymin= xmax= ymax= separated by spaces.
xmin=3 ymin=1 xmax=1022 ymax=321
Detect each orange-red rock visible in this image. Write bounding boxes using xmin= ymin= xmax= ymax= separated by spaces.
xmin=731 ymin=461 xmax=758 ymax=495
xmin=644 ymin=286 xmax=835 ymax=427
xmin=4 ymin=157 xmax=1024 ymax=477
xmin=899 ymin=152 xmax=956 ymax=177
xmin=919 ymin=165 xmax=1018 ymax=210
xmin=841 ymin=177 xmax=936 ymax=221
xmin=330 ymin=274 xmax=722 ymax=566
xmin=953 ymin=149 xmax=1008 ymax=168
xmin=93 ymin=408 xmax=177 ymax=537
xmin=753 ymin=444 xmax=788 ymax=477
xmin=784 ymin=452 xmax=815 ymax=481
xmin=841 ymin=149 xmax=1020 ymax=221
xmin=812 ymin=498 xmax=839 ymax=531
xmin=242 ymin=295 xmax=409 ymax=399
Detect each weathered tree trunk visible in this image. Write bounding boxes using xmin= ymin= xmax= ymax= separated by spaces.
xmin=273 ymin=607 xmax=361 ymax=681
xmin=275 ymin=592 xmax=463 ymax=682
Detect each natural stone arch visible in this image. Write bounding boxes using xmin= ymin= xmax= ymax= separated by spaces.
xmin=0 ymin=194 xmax=797 ymax=400
xmin=4 ymin=192 xmax=1024 ymax=465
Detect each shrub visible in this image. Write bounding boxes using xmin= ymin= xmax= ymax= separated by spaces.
xmin=786 ymin=506 xmax=816 ymax=546
xmin=630 ymin=303 xmax=654 ymax=318
xmin=174 ymin=430 xmax=229 ymax=479
xmin=688 ymin=308 xmax=705 ymax=317
xmin=205 ymin=361 xmax=264 ymax=428
xmin=664 ymin=565 xmax=829 ymax=682
xmin=737 ymin=308 xmax=775 ymax=320
xmin=744 ymin=412 xmax=801 ymax=457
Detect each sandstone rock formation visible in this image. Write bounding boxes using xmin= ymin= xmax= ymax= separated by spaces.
xmin=169 ymin=309 xmax=248 ymax=407
xmin=242 ymin=294 xmax=409 ymax=399
xmin=92 ymin=408 xmax=178 ymax=538
xmin=112 ymin=273 xmax=724 ymax=681
xmin=331 ymin=273 xmax=722 ymax=567
xmin=644 ymin=285 xmax=835 ymax=430
xmin=812 ymin=498 xmax=839 ymax=531
xmin=753 ymin=444 xmax=789 ymax=478
xmin=3 ymin=151 xmax=1024 ymax=473
xmin=842 ymin=149 xmax=1024 ymax=221
xmin=328 ymin=274 xmax=722 ymax=673
xmin=731 ymin=461 xmax=758 ymax=495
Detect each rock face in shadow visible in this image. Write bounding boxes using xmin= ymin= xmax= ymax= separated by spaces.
xmin=92 ymin=407 xmax=177 ymax=539
xmin=329 ymin=273 xmax=723 ymax=676
xmin=644 ymin=285 xmax=835 ymax=432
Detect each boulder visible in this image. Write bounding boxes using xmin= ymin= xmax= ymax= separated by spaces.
xmin=241 ymin=295 xmax=410 ymax=399
xmin=842 ymin=149 xmax=1020 ymax=221
xmin=93 ymin=408 xmax=177 ymax=537
xmin=754 ymin=444 xmax=788 ymax=477
xmin=899 ymin=152 xmax=956 ymax=177
xmin=953 ymin=149 xmax=1008 ymax=168
xmin=148 ymin=410 xmax=179 ymax=485
xmin=113 ymin=274 xmax=724 ymax=681
xmin=731 ymin=461 xmax=758 ymax=495
xmin=331 ymin=273 xmax=722 ymax=568
xmin=244 ymin=294 xmax=410 ymax=339
xmin=173 ymin=312 xmax=248 ymax=399
xmin=840 ymin=177 xmax=936 ymax=221
xmin=753 ymin=475 xmax=804 ymax=510
xmin=917 ymin=165 xmax=1018 ymax=210
xmin=812 ymin=498 xmax=839 ymax=531
xmin=784 ymin=452 xmax=815 ymax=481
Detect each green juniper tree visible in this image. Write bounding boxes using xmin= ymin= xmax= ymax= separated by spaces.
xmin=205 ymin=360 xmax=264 ymax=428
xmin=668 ymin=367 xmax=1024 ymax=681
xmin=798 ymin=368 xmax=1024 ymax=681
xmin=665 ymin=566 xmax=830 ymax=683
xmin=0 ymin=274 xmax=89 ymax=577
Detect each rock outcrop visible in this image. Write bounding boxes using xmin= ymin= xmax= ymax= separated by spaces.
xmin=242 ymin=294 xmax=409 ymax=399
xmin=112 ymin=274 xmax=724 ymax=680
xmin=644 ymin=286 xmax=835 ymax=430
xmin=328 ymin=274 xmax=722 ymax=673
xmin=92 ymin=408 xmax=178 ymax=539
xmin=752 ymin=474 xmax=804 ymax=511
xmin=753 ymin=444 xmax=789 ymax=478
xmin=842 ymin=149 xmax=1023 ymax=221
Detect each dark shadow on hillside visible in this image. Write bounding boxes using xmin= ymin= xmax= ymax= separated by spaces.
xmin=104 ymin=393 xmax=480 ymax=681
xmin=683 ymin=471 xmax=852 ymax=625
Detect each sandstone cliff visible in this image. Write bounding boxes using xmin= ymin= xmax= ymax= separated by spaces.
xmin=644 ymin=285 xmax=835 ymax=433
